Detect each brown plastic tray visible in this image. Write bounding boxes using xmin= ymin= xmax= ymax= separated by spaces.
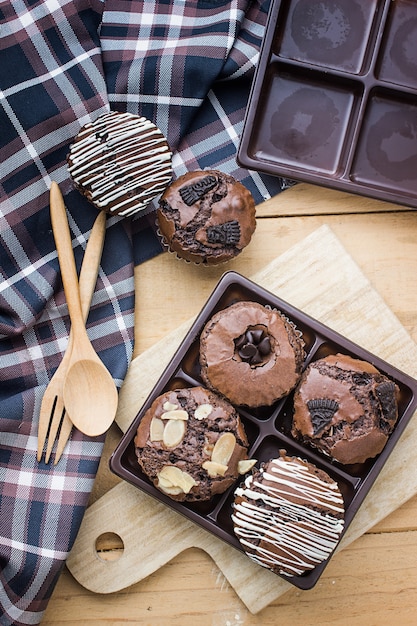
xmin=237 ymin=0 xmax=417 ymax=208
xmin=110 ymin=271 xmax=417 ymax=589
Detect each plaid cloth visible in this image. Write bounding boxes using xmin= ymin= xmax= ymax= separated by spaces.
xmin=0 ymin=1 xmax=292 ymax=623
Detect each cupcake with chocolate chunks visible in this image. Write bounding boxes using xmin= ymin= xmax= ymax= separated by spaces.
xmin=291 ymin=353 xmax=400 ymax=465
xmin=232 ymin=450 xmax=345 ymax=577
xmin=157 ymin=170 xmax=256 ymax=265
xmin=199 ymin=301 xmax=305 ymax=407
xmin=134 ymin=386 xmax=256 ymax=502
xmin=67 ymin=111 xmax=172 ymax=217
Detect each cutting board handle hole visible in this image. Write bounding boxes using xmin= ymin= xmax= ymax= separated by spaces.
xmin=95 ymin=532 xmax=125 ymax=562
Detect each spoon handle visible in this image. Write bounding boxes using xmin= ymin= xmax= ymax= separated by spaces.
xmin=78 ymin=210 xmax=106 ymax=312
xmin=49 ymin=181 xmax=91 ymax=336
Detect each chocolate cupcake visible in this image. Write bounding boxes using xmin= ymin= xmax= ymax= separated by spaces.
xmin=134 ymin=386 xmax=255 ymax=502
xmin=291 ymin=353 xmax=400 ymax=465
xmin=67 ymin=111 xmax=172 ymax=216
xmin=157 ymin=170 xmax=256 ymax=265
xmin=232 ymin=451 xmax=345 ymax=577
xmin=199 ymin=301 xmax=305 ymax=407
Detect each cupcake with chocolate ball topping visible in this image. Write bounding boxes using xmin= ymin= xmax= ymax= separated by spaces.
xmin=291 ymin=353 xmax=400 ymax=465
xmin=199 ymin=301 xmax=305 ymax=407
xmin=67 ymin=111 xmax=172 ymax=217
xmin=156 ymin=170 xmax=256 ymax=265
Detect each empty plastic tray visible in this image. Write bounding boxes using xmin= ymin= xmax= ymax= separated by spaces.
xmin=238 ymin=0 xmax=417 ymax=208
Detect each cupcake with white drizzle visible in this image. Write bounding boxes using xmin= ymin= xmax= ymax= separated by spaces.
xmin=67 ymin=111 xmax=172 ymax=217
xmin=232 ymin=450 xmax=345 ymax=577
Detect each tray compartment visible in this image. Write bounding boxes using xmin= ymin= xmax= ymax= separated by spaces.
xmin=276 ymin=0 xmax=381 ymax=74
xmin=376 ymin=0 xmax=417 ymax=89
xmin=350 ymin=88 xmax=417 ymax=198
xmin=238 ymin=0 xmax=417 ymax=208
xmin=245 ymin=63 xmax=361 ymax=176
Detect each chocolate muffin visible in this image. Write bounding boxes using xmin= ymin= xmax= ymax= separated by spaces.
xmin=67 ymin=111 xmax=172 ymax=216
xmin=232 ymin=451 xmax=345 ymax=577
xmin=134 ymin=386 xmax=255 ymax=502
xmin=199 ymin=301 xmax=305 ymax=407
xmin=291 ymin=353 xmax=400 ymax=465
xmin=157 ymin=170 xmax=256 ymax=264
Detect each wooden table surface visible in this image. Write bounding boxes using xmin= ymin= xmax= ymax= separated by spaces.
xmin=43 ymin=183 xmax=417 ymax=625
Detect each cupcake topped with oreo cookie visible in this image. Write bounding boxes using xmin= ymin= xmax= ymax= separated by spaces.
xmin=157 ymin=170 xmax=256 ymax=265
xmin=291 ymin=353 xmax=400 ymax=465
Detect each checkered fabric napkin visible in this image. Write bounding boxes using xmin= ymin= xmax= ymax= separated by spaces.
xmin=0 ymin=1 xmax=293 ymax=623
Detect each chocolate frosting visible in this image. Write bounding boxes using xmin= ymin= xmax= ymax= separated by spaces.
xmin=292 ymin=353 xmax=399 ymax=465
xmin=157 ymin=170 xmax=256 ymax=264
xmin=200 ymin=301 xmax=305 ymax=407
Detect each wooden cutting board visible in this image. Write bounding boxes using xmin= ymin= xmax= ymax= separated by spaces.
xmin=67 ymin=225 xmax=417 ymax=613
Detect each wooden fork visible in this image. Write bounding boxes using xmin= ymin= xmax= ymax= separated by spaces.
xmin=37 ymin=208 xmax=107 ymax=464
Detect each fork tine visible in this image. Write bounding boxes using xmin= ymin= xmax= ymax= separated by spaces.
xmin=44 ymin=395 xmax=66 ymax=463
xmin=53 ymin=415 xmax=73 ymax=464
xmin=37 ymin=394 xmax=59 ymax=462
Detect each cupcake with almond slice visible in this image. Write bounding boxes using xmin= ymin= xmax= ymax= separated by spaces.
xmin=134 ymin=386 xmax=255 ymax=502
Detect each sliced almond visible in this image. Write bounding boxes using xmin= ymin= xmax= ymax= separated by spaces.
xmin=202 ymin=460 xmax=228 ymax=477
xmin=237 ymin=459 xmax=257 ymax=474
xmin=149 ymin=417 xmax=165 ymax=442
xmin=163 ymin=401 xmax=178 ymax=411
xmin=162 ymin=409 xmax=189 ymax=421
xmin=203 ymin=439 xmax=214 ymax=457
xmin=156 ymin=473 xmax=183 ymax=496
xmin=157 ymin=465 xmax=197 ymax=494
xmin=163 ymin=419 xmax=186 ymax=448
xmin=211 ymin=432 xmax=236 ymax=466
xmin=157 ymin=473 xmax=174 ymax=489
xmin=194 ymin=403 xmax=213 ymax=420
xmin=158 ymin=485 xmax=184 ymax=495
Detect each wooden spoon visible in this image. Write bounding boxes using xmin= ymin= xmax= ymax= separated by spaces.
xmin=49 ymin=181 xmax=118 ymax=437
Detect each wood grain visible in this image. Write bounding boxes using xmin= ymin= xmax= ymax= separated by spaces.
xmin=43 ymin=186 xmax=417 ymax=625
xmin=66 ymin=225 xmax=417 ymax=614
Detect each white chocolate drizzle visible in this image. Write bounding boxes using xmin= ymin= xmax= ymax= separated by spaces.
xmin=232 ymin=456 xmax=345 ymax=576
xmin=68 ymin=112 xmax=172 ymax=216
